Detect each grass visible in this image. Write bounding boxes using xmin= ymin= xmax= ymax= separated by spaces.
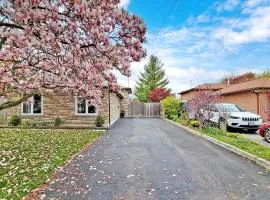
xmin=201 ymin=127 xmax=270 ymax=161
xmin=0 ymin=129 xmax=103 ymax=200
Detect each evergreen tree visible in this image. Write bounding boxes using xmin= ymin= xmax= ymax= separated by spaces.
xmin=135 ymin=55 xmax=170 ymax=102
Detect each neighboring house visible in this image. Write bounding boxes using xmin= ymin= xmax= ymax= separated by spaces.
xmin=218 ymin=78 xmax=270 ymax=122
xmin=3 ymin=87 xmax=131 ymax=128
xmin=179 ymin=83 xmax=228 ymax=101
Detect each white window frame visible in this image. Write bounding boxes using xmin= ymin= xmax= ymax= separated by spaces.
xmin=75 ymin=97 xmax=98 ymax=116
xmin=21 ymin=95 xmax=43 ymax=116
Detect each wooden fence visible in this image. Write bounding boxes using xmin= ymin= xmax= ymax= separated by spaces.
xmin=127 ymin=103 xmax=161 ymax=118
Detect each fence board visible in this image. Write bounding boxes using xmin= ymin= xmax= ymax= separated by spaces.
xmin=128 ymin=103 xmax=161 ymax=118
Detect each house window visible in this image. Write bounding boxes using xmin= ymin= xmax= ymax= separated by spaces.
xmin=22 ymin=94 xmax=43 ymax=115
xmin=76 ymin=98 xmax=97 ymax=115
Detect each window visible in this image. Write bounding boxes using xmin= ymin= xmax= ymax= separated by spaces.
xmin=76 ymin=97 xmax=97 ymax=115
xmin=22 ymin=94 xmax=43 ymax=115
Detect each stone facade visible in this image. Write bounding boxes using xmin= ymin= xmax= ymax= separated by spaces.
xmin=5 ymin=88 xmax=131 ymax=128
xmin=119 ymin=88 xmax=130 ymax=116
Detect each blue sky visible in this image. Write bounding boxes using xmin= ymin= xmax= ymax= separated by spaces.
xmin=119 ymin=0 xmax=270 ymax=93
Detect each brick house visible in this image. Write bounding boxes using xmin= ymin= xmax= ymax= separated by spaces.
xmin=218 ymin=78 xmax=270 ymax=122
xmin=1 ymin=87 xmax=131 ymax=128
xmin=179 ymin=83 xmax=228 ymax=101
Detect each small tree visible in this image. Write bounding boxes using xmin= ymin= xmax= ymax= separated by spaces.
xmin=187 ymin=90 xmax=220 ymax=128
xmin=162 ymin=96 xmax=181 ymax=121
xmin=148 ymin=88 xmax=171 ymax=102
xmin=135 ymin=55 xmax=170 ymax=102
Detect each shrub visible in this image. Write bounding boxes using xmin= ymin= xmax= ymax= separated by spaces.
xmin=21 ymin=120 xmax=32 ymax=128
xmin=95 ymin=115 xmax=105 ymax=127
xmin=162 ymin=96 xmax=181 ymax=121
xmin=189 ymin=119 xmax=200 ymax=127
xmin=54 ymin=117 xmax=63 ymax=127
xmin=8 ymin=114 xmax=21 ymax=126
xmin=178 ymin=112 xmax=190 ymax=126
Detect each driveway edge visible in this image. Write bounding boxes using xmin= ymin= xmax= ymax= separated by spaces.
xmin=163 ymin=118 xmax=270 ymax=171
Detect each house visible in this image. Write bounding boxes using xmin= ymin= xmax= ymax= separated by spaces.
xmin=2 ymin=86 xmax=131 ymax=128
xmin=218 ymin=78 xmax=270 ymax=122
xmin=179 ymin=83 xmax=228 ymax=101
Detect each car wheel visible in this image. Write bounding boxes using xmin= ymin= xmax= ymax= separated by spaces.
xmin=265 ymin=128 xmax=270 ymax=143
xmin=219 ymin=119 xmax=227 ymax=132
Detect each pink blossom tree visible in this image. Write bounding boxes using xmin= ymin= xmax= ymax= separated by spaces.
xmin=187 ymin=90 xmax=220 ymax=128
xmin=0 ymin=0 xmax=146 ymax=110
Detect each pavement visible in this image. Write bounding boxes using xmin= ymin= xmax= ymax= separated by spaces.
xmin=38 ymin=118 xmax=270 ymax=200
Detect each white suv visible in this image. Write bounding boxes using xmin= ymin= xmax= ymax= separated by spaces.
xmin=210 ymin=103 xmax=262 ymax=132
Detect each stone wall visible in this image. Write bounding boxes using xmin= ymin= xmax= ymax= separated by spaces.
xmin=5 ymin=88 xmax=130 ymax=128
xmin=109 ymin=93 xmax=120 ymax=125
xmin=120 ymin=89 xmax=130 ymax=116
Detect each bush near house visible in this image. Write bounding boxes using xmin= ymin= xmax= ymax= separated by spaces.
xmin=8 ymin=114 xmax=21 ymax=126
xmin=0 ymin=129 xmax=103 ymax=200
xmin=95 ymin=115 xmax=105 ymax=127
xmin=162 ymin=96 xmax=182 ymax=121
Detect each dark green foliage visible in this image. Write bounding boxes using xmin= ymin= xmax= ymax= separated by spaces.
xmin=95 ymin=115 xmax=105 ymax=127
xmin=54 ymin=117 xmax=63 ymax=127
xmin=135 ymin=55 xmax=170 ymax=102
xmin=8 ymin=114 xmax=21 ymax=126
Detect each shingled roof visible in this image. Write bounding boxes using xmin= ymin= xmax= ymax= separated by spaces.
xmin=218 ymin=78 xmax=270 ymax=95
xmin=179 ymin=83 xmax=228 ymax=94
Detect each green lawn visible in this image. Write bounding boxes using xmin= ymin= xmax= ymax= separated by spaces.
xmin=0 ymin=129 xmax=103 ymax=199
xmin=202 ymin=127 xmax=270 ymax=161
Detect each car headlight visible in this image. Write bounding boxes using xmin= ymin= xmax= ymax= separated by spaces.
xmin=229 ymin=116 xmax=240 ymax=119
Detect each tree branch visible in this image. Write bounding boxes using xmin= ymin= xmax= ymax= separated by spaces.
xmin=0 ymin=22 xmax=24 ymax=30
xmin=0 ymin=93 xmax=34 ymax=111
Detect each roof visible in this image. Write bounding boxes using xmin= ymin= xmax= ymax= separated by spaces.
xmin=218 ymin=78 xmax=270 ymax=95
xmin=179 ymin=83 xmax=228 ymax=94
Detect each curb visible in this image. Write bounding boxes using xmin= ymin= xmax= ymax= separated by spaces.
xmin=164 ymin=118 xmax=270 ymax=171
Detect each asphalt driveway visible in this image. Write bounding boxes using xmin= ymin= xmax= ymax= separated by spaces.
xmin=38 ymin=118 xmax=270 ymax=200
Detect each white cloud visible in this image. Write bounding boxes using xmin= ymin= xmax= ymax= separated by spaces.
xmin=245 ymin=0 xmax=269 ymax=8
xmin=119 ymin=0 xmax=131 ymax=8
xmin=214 ymin=6 xmax=270 ymax=46
xmin=216 ymin=0 xmax=240 ymax=12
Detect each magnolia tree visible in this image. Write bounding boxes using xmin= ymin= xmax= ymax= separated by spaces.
xmin=187 ymin=90 xmax=220 ymax=127
xmin=0 ymin=0 xmax=146 ymax=110
xmin=148 ymin=88 xmax=171 ymax=102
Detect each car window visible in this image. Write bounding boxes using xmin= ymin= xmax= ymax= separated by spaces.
xmin=217 ymin=104 xmax=244 ymax=112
